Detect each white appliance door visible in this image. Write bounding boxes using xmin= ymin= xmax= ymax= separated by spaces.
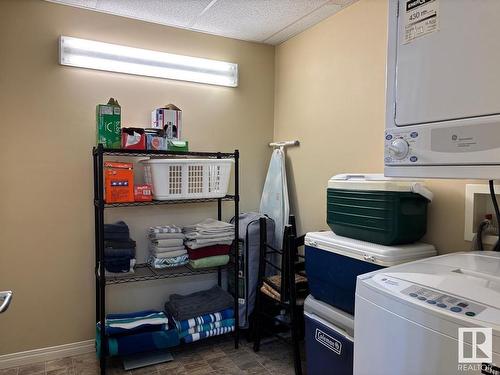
xmin=354 ymin=295 xmax=498 ymax=375
xmin=395 ymin=0 xmax=500 ymax=126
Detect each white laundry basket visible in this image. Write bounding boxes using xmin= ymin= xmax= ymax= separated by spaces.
xmin=141 ymin=158 xmax=233 ymax=200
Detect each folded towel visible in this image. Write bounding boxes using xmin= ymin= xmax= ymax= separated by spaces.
xmin=189 ymin=255 xmax=229 ymax=269
xmin=149 ymin=233 xmax=185 ymax=240
xmin=187 ymin=245 xmax=231 ymax=260
xmin=149 ymin=225 xmax=182 ymax=234
xmin=185 ymin=239 xmax=234 ymax=249
xmin=183 ymin=326 xmax=234 ymax=343
xmin=104 ymin=247 xmax=135 ymax=259
xmin=185 ymin=231 xmax=234 ymax=240
xmin=104 ymin=221 xmax=129 ymax=233
xmin=178 ymin=318 xmax=235 ymax=338
xmin=96 ymin=327 xmax=179 ymax=357
xmin=153 ymin=249 xmax=188 ymax=259
xmin=183 ymin=219 xmax=233 ymax=233
xmin=104 ymin=232 xmax=131 ymax=241
xmin=104 ymin=256 xmax=134 ymax=273
xmin=165 ymin=286 xmax=234 ymax=321
xmin=153 ymin=238 xmax=184 ymax=247
xmin=104 ymin=239 xmax=136 ymax=248
xmin=99 ymin=310 xmax=168 ymax=336
xmin=174 ymin=308 xmax=234 ymax=331
xmin=151 ymin=245 xmax=186 ymax=254
xmin=149 ymin=255 xmax=188 ymax=269
xmin=104 ymin=259 xmax=136 ymax=276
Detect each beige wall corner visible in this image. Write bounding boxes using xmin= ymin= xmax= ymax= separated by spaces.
xmin=273 ymin=0 xmax=478 ymax=253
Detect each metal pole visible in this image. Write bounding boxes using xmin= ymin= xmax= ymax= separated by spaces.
xmin=234 ymin=149 xmax=240 ymax=349
xmin=93 ymin=149 xmax=100 ymax=324
xmin=97 ymin=145 xmax=107 ymax=374
xmin=217 ymin=153 xmax=222 ymax=287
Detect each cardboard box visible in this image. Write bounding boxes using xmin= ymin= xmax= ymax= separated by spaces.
xmin=134 ymin=184 xmax=153 ymax=202
xmin=96 ymin=98 xmax=121 ymax=148
xmin=151 ymin=104 xmax=182 ymax=139
xmin=166 ymin=139 xmax=189 ymax=152
xmin=104 ymin=161 xmax=134 ymax=203
xmin=121 ymin=127 xmax=146 ymax=150
xmin=145 ymin=129 xmax=166 ymax=150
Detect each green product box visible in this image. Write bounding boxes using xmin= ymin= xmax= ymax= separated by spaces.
xmin=96 ymin=98 xmax=121 ymax=148
xmin=167 ymin=140 xmax=189 ymax=152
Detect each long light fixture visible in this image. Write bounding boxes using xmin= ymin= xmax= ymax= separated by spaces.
xmin=59 ymin=36 xmax=238 ymax=87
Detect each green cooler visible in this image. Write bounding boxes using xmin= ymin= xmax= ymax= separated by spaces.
xmin=327 ymin=174 xmax=433 ymax=245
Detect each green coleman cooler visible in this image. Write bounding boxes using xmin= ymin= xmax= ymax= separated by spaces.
xmin=327 ymin=174 xmax=433 ymax=246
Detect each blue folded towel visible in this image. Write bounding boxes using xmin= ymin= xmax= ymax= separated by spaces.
xmin=183 ymin=326 xmax=234 ymax=344
xmin=104 ymin=247 xmax=135 ymax=259
xmin=96 ymin=328 xmax=179 ymax=357
xmin=104 ymin=257 xmax=133 ymax=273
xmin=174 ymin=308 xmax=234 ymax=332
xmin=104 ymin=221 xmax=129 ymax=233
xmin=100 ymin=310 xmax=169 ymax=336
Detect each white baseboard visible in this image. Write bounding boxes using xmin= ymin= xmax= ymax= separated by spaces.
xmin=0 ymin=340 xmax=95 ymax=369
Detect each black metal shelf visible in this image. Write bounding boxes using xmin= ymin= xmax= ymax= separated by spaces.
xmin=97 ymin=147 xmax=235 ymax=159
xmin=103 ymin=263 xmax=234 ymax=284
xmin=92 ymin=144 xmax=240 ymax=374
xmin=96 ymin=195 xmax=236 ymax=208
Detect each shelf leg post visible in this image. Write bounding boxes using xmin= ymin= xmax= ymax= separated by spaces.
xmin=234 ymin=149 xmax=240 ymax=349
xmin=96 ymin=145 xmax=107 ymax=374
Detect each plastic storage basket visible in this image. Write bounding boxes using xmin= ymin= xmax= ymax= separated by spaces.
xmin=141 ymin=158 xmax=233 ymax=200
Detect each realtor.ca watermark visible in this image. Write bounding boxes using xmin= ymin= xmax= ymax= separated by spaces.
xmin=457 ymin=327 xmax=498 ymax=373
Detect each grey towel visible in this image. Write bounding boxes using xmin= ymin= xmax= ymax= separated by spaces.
xmin=165 ymin=285 xmax=234 ymax=321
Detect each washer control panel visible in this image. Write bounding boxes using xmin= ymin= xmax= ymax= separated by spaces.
xmin=384 ymin=130 xmax=421 ymax=165
xmin=401 ymin=285 xmax=486 ymax=317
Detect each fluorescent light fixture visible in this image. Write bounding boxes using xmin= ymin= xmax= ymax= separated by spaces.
xmin=59 ymin=36 xmax=238 ymax=87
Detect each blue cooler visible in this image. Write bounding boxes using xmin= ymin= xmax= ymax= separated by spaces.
xmin=305 ymin=295 xmax=354 ymax=375
xmin=305 ymin=231 xmax=436 ymax=315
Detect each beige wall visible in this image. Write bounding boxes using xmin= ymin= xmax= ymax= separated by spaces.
xmin=0 ymin=0 xmax=274 ymax=354
xmin=274 ymin=0 xmax=477 ymax=253
xmin=0 ymin=0 xmax=485 ymax=357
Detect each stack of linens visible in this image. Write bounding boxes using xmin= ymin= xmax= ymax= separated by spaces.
xmin=165 ymin=285 xmax=235 ymax=343
xmin=148 ymin=225 xmax=188 ymax=269
xmin=96 ymin=310 xmax=179 ymax=357
xmin=103 ymin=221 xmax=136 ymax=275
xmin=183 ymin=219 xmax=234 ymax=269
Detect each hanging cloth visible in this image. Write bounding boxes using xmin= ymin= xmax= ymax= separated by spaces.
xmin=259 ymin=147 xmax=290 ymax=249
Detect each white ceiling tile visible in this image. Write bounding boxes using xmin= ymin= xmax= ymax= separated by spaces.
xmin=190 ymin=0 xmax=331 ymax=42
xmin=47 ymin=0 xmax=98 ymax=8
xmin=264 ymin=1 xmax=354 ymax=44
xmin=45 ymin=0 xmax=358 ymax=44
xmin=95 ymin=0 xmax=213 ymax=28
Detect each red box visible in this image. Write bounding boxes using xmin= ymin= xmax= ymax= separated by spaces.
xmin=134 ymin=184 xmax=153 ymax=202
xmin=104 ymin=161 xmax=134 ymax=203
xmin=121 ymin=128 xmax=146 ymax=150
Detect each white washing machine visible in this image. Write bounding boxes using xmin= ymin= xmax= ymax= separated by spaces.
xmin=354 ymin=251 xmax=500 ymax=375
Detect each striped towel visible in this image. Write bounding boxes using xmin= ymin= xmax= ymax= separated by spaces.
xmin=183 ymin=326 xmax=235 ymax=343
xmin=179 ymin=318 xmax=235 ymax=338
xmin=175 ymin=308 xmax=234 ymax=332
xmin=149 ymin=255 xmax=188 ymax=269
xmin=148 ymin=225 xmax=182 ymax=234
xmin=98 ymin=310 xmax=168 ymax=336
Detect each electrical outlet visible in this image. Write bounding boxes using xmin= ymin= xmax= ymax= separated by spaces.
xmin=465 ymin=184 xmax=500 ymax=244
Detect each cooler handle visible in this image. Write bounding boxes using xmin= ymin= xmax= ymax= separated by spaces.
xmin=411 ymin=183 xmax=433 ymax=202
xmin=304 ymin=311 xmax=354 ymax=342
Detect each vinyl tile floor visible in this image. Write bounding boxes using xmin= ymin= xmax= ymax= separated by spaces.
xmin=0 ymin=336 xmax=304 ymax=375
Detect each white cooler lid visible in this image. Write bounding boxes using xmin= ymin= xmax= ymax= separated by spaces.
xmin=328 ymin=174 xmax=433 ymax=201
xmin=305 ymin=231 xmax=436 ymax=267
